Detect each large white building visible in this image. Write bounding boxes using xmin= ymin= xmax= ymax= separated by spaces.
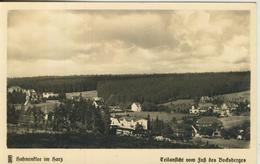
xmin=8 ymin=86 xmax=26 ymax=93
xmin=42 ymin=92 xmax=59 ymax=99
xmin=110 ymin=116 xmax=148 ymax=135
xmin=92 ymin=97 xmax=104 ymax=109
xmin=131 ymin=102 xmax=142 ymax=112
xmin=189 ymin=105 xmax=207 ymax=114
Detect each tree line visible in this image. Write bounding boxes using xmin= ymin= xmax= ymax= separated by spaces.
xmin=50 ymin=100 xmax=111 ymax=135
xmin=8 ymin=99 xmax=111 ymax=135
xmin=7 ymin=74 xmax=161 ymax=93
xmin=98 ymin=72 xmax=250 ymax=104
xmin=8 ymin=72 xmax=250 ymax=104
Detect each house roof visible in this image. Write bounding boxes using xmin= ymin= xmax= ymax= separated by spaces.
xmin=197 ymin=117 xmax=222 ymax=125
xmin=132 ymin=102 xmax=141 ymax=106
xmin=43 ymin=92 xmax=54 ymax=94
xmin=114 ymin=115 xmax=146 ymax=122
xmin=93 ymin=100 xmax=104 ymax=106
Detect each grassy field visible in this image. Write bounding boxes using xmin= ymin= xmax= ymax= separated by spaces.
xmin=160 ymin=99 xmax=194 ymax=107
xmin=14 ymin=101 xmax=61 ymax=112
xmin=159 ymin=90 xmax=249 ymax=107
xmin=219 ymin=90 xmax=250 ymax=101
xmin=116 ymin=111 xmax=187 ymax=122
xmin=198 ymin=138 xmax=249 ymax=148
xmin=33 ymin=101 xmax=61 ymax=112
xmin=219 ymin=116 xmax=250 ymax=129
xmin=66 ymin=90 xmax=97 ymax=99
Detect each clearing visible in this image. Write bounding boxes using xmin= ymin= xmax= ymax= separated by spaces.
xmin=66 ymin=90 xmax=97 ymax=99
xmin=159 ymin=99 xmax=194 ymax=107
xmin=219 ymin=115 xmax=250 ymax=129
xmin=198 ymin=138 xmax=249 ymax=148
xmin=218 ymin=90 xmax=250 ymax=101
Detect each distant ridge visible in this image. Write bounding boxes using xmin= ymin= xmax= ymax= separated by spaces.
xmin=8 ymin=71 xmax=250 ymax=104
xmin=7 ymin=71 xmax=250 ymax=79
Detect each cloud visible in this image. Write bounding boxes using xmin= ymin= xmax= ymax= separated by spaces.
xmin=7 ymin=10 xmax=250 ymax=77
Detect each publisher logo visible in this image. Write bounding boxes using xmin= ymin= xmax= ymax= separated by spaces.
xmin=8 ymin=155 xmax=13 ymax=163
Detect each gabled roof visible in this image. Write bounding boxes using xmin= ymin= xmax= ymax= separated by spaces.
xmin=197 ymin=116 xmax=222 ymax=125
xmin=132 ymin=102 xmax=141 ymax=106
xmin=114 ymin=115 xmax=146 ymax=122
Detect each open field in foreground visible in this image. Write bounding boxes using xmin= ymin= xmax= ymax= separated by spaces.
xmin=198 ymin=138 xmax=249 ymax=149
xmin=7 ymin=133 xmax=218 ymax=148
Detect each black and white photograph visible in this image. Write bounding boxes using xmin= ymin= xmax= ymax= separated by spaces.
xmin=6 ymin=6 xmax=254 ymax=150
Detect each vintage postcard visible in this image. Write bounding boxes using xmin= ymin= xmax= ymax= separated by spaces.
xmin=0 ymin=2 xmax=257 ymax=164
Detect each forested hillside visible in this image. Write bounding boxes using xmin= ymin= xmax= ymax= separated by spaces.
xmin=8 ymin=72 xmax=250 ymax=104
xmin=97 ymin=72 xmax=250 ymax=104
xmin=7 ymin=75 xmax=142 ymax=93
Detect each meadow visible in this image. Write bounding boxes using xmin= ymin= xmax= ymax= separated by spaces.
xmin=218 ymin=90 xmax=250 ymax=101
xmin=65 ymin=90 xmax=97 ymax=99
xmin=198 ymin=138 xmax=249 ymax=149
xmin=219 ymin=115 xmax=250 ymax=129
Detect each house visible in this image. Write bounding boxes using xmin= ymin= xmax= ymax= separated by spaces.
xmin=196 ymin=116 xmax=222 ymax=128
xmin=24 ymin=89 xmax=40 ymax=105
xmin=199 ymin=103 xmax=214 ymax=110
xmin=42 ymin=92 xmax=59 ymax=99
xmin=131 ymin=102 xmax=142 ymax=112
xmin=196 ymin=117 xmax=223 ymax=137
xmin=221 ymin=103 xmax=228 ymax=110
xmin=93 ymin=97 xmax=104 ymax=109
xmin=189 ymin=105 xmax=207 ymax=115
xmin=237 ymin=135 xmax=243 ymax=140
xmin=109 ymin=106 xmax=123 ymax=112
xmin=196 ymin=117 xmax=222 ymax=129
xmin=110 ymin=115 xmax=148 ymax=135
xmin=189 ymin=106 xmax=200 ymax=114
xmin=214 ymin=103 xmax=231 ymax=117
xmin=71 ymin=96 xmax=81 ymax=102
xmin=230 ymin=103 xmax=239 ymax=111
xmin=200 ymin=96 xmax=212 ymax=103
xmin=154 ymin=136 xmax=172 ymax=142
xmin=8 ymin=86 xmax=24 ymax=93
xmin=212 ymin=105 xmax=220 ymax=113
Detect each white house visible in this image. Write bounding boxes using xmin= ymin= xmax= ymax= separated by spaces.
xmin=110 ymin=115 xmax=148 ymax=135
xmin=131 ymin=102 xmax=142 ymax=112
xmin=42 ymin=92 xmax=59 ymax=99
xmin=221 ymin=103 xmax=228 ymax=110
xmin=189 ymin=105 xmax=208 ymax=114
xmin=8 ymin=86 xmax=24 ymax=93
xmin=92 ymin=97 xmax=104 ymax=109
xmin=189 ymin=106 xmax=200 ymax=114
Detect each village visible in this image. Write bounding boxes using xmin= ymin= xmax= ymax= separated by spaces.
xmin=7 ymin=85 xmax=250 ymax=148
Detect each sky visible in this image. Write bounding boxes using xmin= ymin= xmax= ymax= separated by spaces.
xmin=7 ymin=10 xmax=250 ymax=77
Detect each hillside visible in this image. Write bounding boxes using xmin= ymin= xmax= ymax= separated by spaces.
xmin=97 ymin=72 xmax=250 ymax=104
xmin=8 ymin=72 xmax=250 ymax=104
xmin=218 ymin=90 xmax=250 ymax=101
xmin=160 ymin=90 xmax=250 ymax=107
